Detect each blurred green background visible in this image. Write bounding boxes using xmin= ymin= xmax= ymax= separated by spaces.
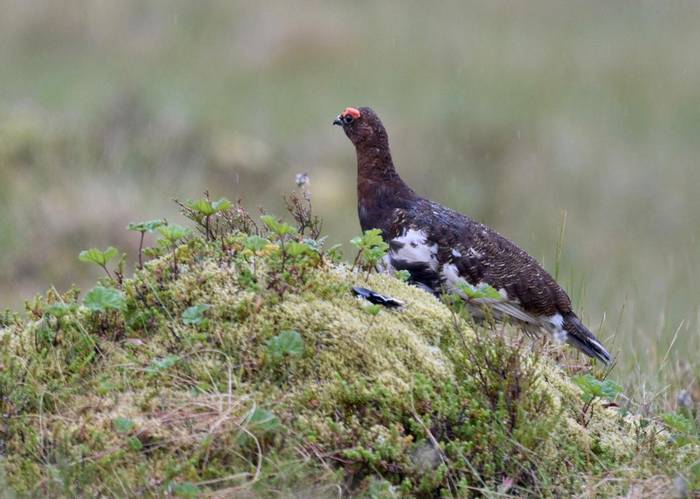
xmin=0 ymin=1 xmax=698 ymax=390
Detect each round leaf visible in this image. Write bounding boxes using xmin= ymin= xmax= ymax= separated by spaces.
xmin=266 ymin=330 xmax=305 ymax=361
xmin=79 ymin=247 xmax=119 ymax=267
xmin=84 ymin=286 xmax=126 ymax=312
xmin=182 ymin=304 xmax=211 ymax=325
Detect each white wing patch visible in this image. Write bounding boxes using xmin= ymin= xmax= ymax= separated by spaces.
xmin=440 ymin=263 xmax=465 ymax=292
xmin=548 ymin=313 xmax=563 ymax=329
xmin=390 ymin=229 xmax=438 ymax=270
xmin=547 ymin=313 xmax=568 ymax=343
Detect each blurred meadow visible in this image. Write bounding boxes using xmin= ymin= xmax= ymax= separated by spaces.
xmin=0 ymin=1 xmax=698 ymax=404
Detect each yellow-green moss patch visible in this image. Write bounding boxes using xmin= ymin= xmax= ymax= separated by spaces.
xmin=0 ymin=230 xmax=696 ymax=497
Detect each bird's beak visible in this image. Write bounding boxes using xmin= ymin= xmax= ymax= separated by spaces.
xmin=333 ymin=115 xmax=343 ymax=126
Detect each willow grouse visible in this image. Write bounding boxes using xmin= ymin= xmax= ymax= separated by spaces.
xmin=334 ymin=106 xmax=611 ymax=364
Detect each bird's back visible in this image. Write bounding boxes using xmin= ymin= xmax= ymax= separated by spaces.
xmin=380 ymin=197 xmax=610 ymax=364
xmin=407 ymin=197 xmax=573 ymax=316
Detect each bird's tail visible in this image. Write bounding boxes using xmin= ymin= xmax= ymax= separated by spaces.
xmin=562 ymin=314 xmax=612 ymax=366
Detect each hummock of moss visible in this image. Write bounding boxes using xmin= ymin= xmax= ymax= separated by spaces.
xmin=0 ymin=222 xmax=697 ymax=497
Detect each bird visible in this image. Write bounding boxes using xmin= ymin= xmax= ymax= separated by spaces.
xmin=333 ymin=106 xmax=612 ymax=365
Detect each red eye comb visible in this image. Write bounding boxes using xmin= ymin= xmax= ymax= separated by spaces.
xmin=343 ymin=107 xmax=361 ymax=119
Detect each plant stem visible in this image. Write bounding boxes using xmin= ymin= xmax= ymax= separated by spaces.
xmin=100 ymin=264 xmax=114 ymax=280
xmin=138 ymin=232 xmax=145 ymax=269
xmin=172 ymin=243 xmax=178 ymax=274
xmin=351 ymin=249 xmax=363 ymax=273
xmin=280 ymin=238 xmax=286 ymax=272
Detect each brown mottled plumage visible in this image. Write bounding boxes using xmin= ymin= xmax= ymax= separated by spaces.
xmin=334 ymin=106 xmax=611 ymax=364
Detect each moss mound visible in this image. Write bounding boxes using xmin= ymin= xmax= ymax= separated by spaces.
xmin=0 ymin=224 xmax=696 ymax=497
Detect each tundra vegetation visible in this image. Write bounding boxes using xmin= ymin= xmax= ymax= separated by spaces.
xmin=0 ymin=195 xmax=697 ymax=497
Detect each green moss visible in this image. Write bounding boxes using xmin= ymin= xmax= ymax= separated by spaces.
xmin=0 ymin=229 xmax=696 ymax=497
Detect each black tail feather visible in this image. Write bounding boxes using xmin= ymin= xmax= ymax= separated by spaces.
xmin=563 ymin=314 xmax=612 ymax=365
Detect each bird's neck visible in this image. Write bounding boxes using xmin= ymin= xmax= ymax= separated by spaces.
xmin=355 ymin=140 xmax=416 ymax=233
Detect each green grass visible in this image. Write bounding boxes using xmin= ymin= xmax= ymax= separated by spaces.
xmin=0 ymin=0 xmax=698 ymax=471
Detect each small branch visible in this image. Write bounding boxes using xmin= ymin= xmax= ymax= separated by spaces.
xmin=100 ymin=264 xmax=114 ymax=281
xmin=138 ymin=232 xmax=145 ymax=269
xmin=351 ymin=249 xmax=363 ymax=273
xmin=172 ymin=243 xmax=178 ymax=275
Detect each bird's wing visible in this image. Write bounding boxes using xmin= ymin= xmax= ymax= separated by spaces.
xmin=384 ymin=202 xmax=572 ymax=318
xmin=380 ymin=202 xmax=611 ymax=364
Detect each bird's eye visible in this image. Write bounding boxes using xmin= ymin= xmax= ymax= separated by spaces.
xmin=342 ymin=114 xmax=354 ymax=124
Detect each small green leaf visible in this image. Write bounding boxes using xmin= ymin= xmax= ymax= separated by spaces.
xmin=261 ymin=215 xmax=296 ymax=236
xmin=187 ymin=196 xmax=232 ymax=217
xmin=157 ymin=224 xmax=191 ymax=243
xmin=572 ymin=374 xmax=598 ymax=403
xmin=572 ymin=374 xmax=621 ymax=403
xmin=351 ymin=228 xmax=384 ymax=249
xmin=79 ymin=246 xmax=118 ymax=267
xmin=113 ymin=417 xmax=136 ymax=433
xmin=244 ymin=235 xmax=269 ymax=252
xmin=35 ymin=320 xmax=56 ymax=346
xmin=45 ymin=303 xmax=76 ymax=318
xmin=351 ymin=229 xmax=389 ymax=271
xmin=261 ymin=214 xmax=280 ymax=233
xmin=182 ymin=304 xmax=211 ymax=326
xmin=127 ymin=219 xmax=166 ymax=233
xmin=187 ymin=198 xmax=216 ymax=216
xmin=286 ymin=241 xmax=314 ymax=257
xmin=663 ymin=412 xmax=696 ymax=434
xmin=211 ymin=197 xmax=232 ymax=212
xmin=326 ymin=244 xmax=344 ymax=263
xmin=246 ymin=408 xmax=280 ymax=433
xmin=365 ymin=304 xmax=382 ymax=316
xmin=127 ymin=436 xmax=143 ymax=451
xmin=171 ymin=482 xmax=201 ymax=497
xmin=662 ymin=412 xmax=698 ymax=447
xmin=395 ymin=270 xmax=411 ymax=282
xmin=84 ymin=286 xmax=126 ymax=313
xmin=460 ymin=282 xmax=502 ymax=300
xmin=599 ymin=379 xmax=622 ymax=400
xmin=303 ymin=237 xmax=326 ymax=251
xmin=147 ymin=355 xmax=181 ymax=373
xmin=266 ymin=330 xmax=304 ymax=361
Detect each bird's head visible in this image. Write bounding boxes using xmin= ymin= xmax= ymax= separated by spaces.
xmin=333 ymin=106 xmax=386 ymax=147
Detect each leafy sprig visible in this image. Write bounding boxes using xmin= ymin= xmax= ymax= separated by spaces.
xmin=127 ymin=219 xmax=166 ymax=269
xmin=572 ymin=374 xmax=622 ymax=426
xmin=351 ymin=229 xmax=389 ymax=275
xmin=186 ymin=197 xmax=232 ymax=240
xmin=157 ymin=224 xmax=192 ymax=273
xmin=79 ymin=247 xmax=119 ymax=280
